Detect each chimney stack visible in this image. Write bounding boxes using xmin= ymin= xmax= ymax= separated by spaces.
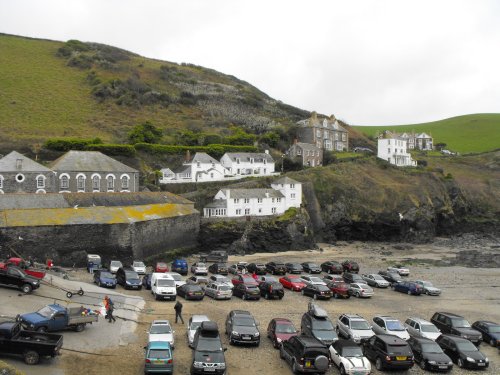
xmin=185 ymin=150 xmax=191 ymax=162
xmin=16 ymin=159 xmax=23 ymax=170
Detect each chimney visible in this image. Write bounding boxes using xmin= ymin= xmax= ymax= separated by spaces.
xmin=16 ymin=159 xmax=23 ymax=170
xmin=185 ymin=150 xmax=191 ymax=162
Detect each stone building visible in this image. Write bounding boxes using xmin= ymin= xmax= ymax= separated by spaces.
xmin=286 ymin=142 xmax=323 ymax=167
xmin=0 ymin=151 xmax=56 ymax=194
xmin=296 ymin=112 xmax=349 ymax=151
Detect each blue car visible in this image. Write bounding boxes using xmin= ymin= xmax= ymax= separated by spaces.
xmin=144 ymin=341 xmax=173 ymax=374
xmin=171 ymin=259 xmax=188 ymax=276
xmin=472 ymin=320 xmax=500 ymax=347
xmin=143 ymin=273 xmax=153 ymax=290
xmin=392 ymin=281 xmax=422 ymax=295
xmin=93 ymin=269 xmax=117 ymax=288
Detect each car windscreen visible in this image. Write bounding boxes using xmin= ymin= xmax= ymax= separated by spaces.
xmin=351 ymin=320 xmax=371 ymax=330
xmin=421 ymin=324 xmax=439 ymax=333
xmin=110 ymin=261 xmax=122 ymax=266
xmin=386 ymin=344 xmax=411 ymax=355
xmin=456 ymin=341 xmax=477 ymax=351
xmin=310 ymin=277 xmax=323 ymax=283
xmin=218 ymin=285 xmax=231 ymax=291
xmin=421 ymin=343 xmax=444 ymax=353
xmin=194 ymin=349 xmax=224 ymax=362
xmin=312 ymin=319 xmax=334 ymax=330
xmin=276 ymin=323 xmax=297 ymax=333
xmin=451 ymin=318 xmax=471 ymax=328
xmin=196 ymin=337 xmax=223 ymax=351
xmin=488 ymin=326 xmax=500 ymax=333
xmin=37 ymin=306 xmax=56 ymax=318
xmin=386 ymin=320 xmax=405 ymax=331
xmin=234 ymin=317 xmax=256 ymax=327
xmin=148 ymin=349 xmax=171 ymax=359
xmin=169 ymin=274 xmax=182 ymax=281
xmin=316 ymin=285 xmax=330 ymax=292
xmin=373 ymin=275 xmax=385 ymax=280
xmin=341 ymin=346 xmax=364 ymax=357
xmin=422 ymin=281 xmax=433 ymax=287
xmin=125 ymin=271 xmax=139 ymax=279
xmin=100 ymin=272 xmax=115 ymax=279
xmin=158 ymin=279 xmax=175 ymax=287
xmin=190 ymin=322 xmax=202 ymax=331
xmin=133 ymin=262 xmax=145 ymax=267
xmin=197 ymin=263 xmax=206 ymax=267
xmin=150 ymin=324 xmax=172 ymax=334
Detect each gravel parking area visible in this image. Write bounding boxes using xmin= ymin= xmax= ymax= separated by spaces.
xmin=4 ymin=239 xmax=498 ymax=375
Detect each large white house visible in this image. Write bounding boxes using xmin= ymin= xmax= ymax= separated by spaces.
xmin=203 ymin=177 xmax=301 ymax=218
xmin=159 ymin=152 xmax=229 ymax=184
xmin=220 ymin=151 xmax=275 ymax=177
xmin=377 ymin=137 xmax=417 ymax=167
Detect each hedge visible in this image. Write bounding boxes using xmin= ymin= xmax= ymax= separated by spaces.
xmin=44 ymin=137 xmax=103 ymax=151
xmin=84 ymin=143 xmax=136 ymax=157
xmin=134 ymin=143 xmax=257 ymax=158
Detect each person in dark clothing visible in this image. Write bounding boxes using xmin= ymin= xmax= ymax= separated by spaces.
xmin=174 ymin=301 xmax=184 ymax=324
xmin=106 ymin=296 xmax=116 ymax=323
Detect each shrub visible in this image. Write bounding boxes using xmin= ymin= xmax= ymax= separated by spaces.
xmin=67 ymin=54 xmax=93 ymax=69
xmin=57 ymin=39 xmax=90 ymax=57
xmin=128 ymin=122 xmax=163 ymax=144
xmin=85 ymin=143 xmax=136 ymax=157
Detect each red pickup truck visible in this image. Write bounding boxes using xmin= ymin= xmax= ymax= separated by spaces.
xmin=0 ymin=257 xmax=46 ymax=280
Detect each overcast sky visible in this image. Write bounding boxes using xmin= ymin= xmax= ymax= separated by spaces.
xmin=1 ymin=0 xmax=499 ymax=125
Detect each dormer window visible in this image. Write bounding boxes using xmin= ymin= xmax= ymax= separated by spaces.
xmin=197 ymin=161 xmax=201 ymax=168
xmin=236 ymin=158 xmax=240 ymax=164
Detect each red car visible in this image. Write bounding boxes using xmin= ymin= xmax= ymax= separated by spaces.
xmin=279 ymin=276 xmax=306 ymax=291
xmin=326 ymin=281 xmax=350 ymax=299
xmin=267 ymin=318 xmax=299 ymax=348
xmin=0 ymin=258 xmax=46 ymax=280
xmin=231 ymin=274 xmax=258 ymax=287
xmin=154 ymin=262 xmax=169 ymax=273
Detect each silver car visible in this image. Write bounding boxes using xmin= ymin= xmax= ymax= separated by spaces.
xmin=404 ymin=317 xmax=441 ymax=341
xmin=415 ymin=280 xmax=441 ymax=296
xmin=349 ymin=283 xmax=374 ymax=298
xmin=372 ymin=315 xmax=410 ymax=340
xmin=187 ymin=315 xmax=210 ymax=347
xmin=204 ymin=282 xmax=232 ymax=300
xmin=361 ymin=274 xmax=390 ymax=288
xmin=209 ymin=274 xmax=233 ymax=289
xmin=337 ymin=314 xmax=375 ymax=343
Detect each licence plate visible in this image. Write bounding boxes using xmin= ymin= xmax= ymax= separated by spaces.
xmin=305 ymin=360 xmax=312 ymax=368
xmin=242 ymin=336 xmax=251 ymax=340
xmin=396 ymin=356 xmax=406 ymax=361
xmin=153 ymin=360 xmax=164 ymax=364
xmin=439 ymin=366 xmax=448 ymax=369
xmin=204 ymin=369 xmax=216 ymax=372
xmin=478 ymin=363 xmax=485 ymax=366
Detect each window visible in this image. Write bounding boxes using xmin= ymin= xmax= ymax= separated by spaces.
xmin=388 ymin=148 xmax=391 ymax=154
xmin=250 ymin=158 xmax=254 ymax=164
xmin=210 ymin=173 xmax=214 ymax=178
xmin=277 ymin=198 xmax=281 ymax=203
xmin=290 ymin=184 xmax=295 ymax=188
xmin=92 ymin=175 xmax=100 ymax=190
xmin=291 ymin=193 xmax=296 ymax=199
xmin=0 ymin=176 xmax=3 ymax=188
xmin=272 ymin=207 xmax=276 ymax=214
xmin=244 ymin=208 xmax=250 ymax=215
xmin=258 ymin=208 xmax=262 ymax=213
xmin=263 ymin=159 xmax=267 ymax=164
xmin=121 ymin=175 xmax=129 ymax=189
xmin=197 ymin=161 xmax=201 ymax=168
xmin=342 ymin=133 xmax=347 ymax=141
xmin=236 ymin=158 xmax=240 ymax=164
xmin=388 ymin=139 xmax=391 ymax=145
xmin=77 ymin=175 xmax=85 ymax=191
xmin=107 ymin=176 xmax=114 ymax=190
xmin=316 ymin=129 xmax=321 ymax=137
xmin=297 ymin=149 xmax=302 ymax=155
xmin=272 ymin=198 xmax=275 ymax=203
xmin=36 ymin=176 xmax=45 ymax=188
xmin=244 ymin=198 xmax=250 ymax=203
xmin=236 ymin=209 xmax=242 ymax=215
xmin=60 ymin=175 xmax=69 ymax=189
xmin=257 ymin=198 xmax=263 ymax=203
xmin=234 ymin=198 xmax=240 ymax=203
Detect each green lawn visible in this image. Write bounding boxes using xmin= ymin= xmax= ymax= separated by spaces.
xmin=352 ymin=114 xmax=500 ymax=154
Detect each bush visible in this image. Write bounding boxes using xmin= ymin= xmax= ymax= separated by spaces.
xmin=67 ymin=54 xmax=93 ymax=69
xmin=44 ymin=137 xmax=103 ymax=151
xmin=85 ymin=143 xmax=136 ymax=157
xmin=57 ymin=39 xmax=90 ymax=57
xmin=128 ymin=122 xmax=163 ymax=144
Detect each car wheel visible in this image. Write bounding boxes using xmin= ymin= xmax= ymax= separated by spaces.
xmin=340 ymin=364 xmax=347 ymax=375
xmin=375 ymin=357 xmax=383 ymax=371
xmin=36 ymin=326 xmax=47 ymax=333
xmin=419 ymin=359 xmax=426 ymax=370
xmin=242 ymin=294 xmax=246 ymax=300
xmin=355 ymin=292 xmax=360 ymax=298
xmin=21 ymin=284 xmax=33 ymax=294
xmin=279 ymin=346 xmax=285 ymax=359
xmin=301 ymin=289 xmax=305 ymax=296
xmin=333 ymin=293 xmax=338 ymax=299
xmin=313 ymin=293 xmax=318 ymax=300
xmin=75 ymin=323 xmax=85 ymax=332
xmin=458 ymin=358 xmax=464 ymax=368
xmin=407 ymin=290 xmax=412 ymax=295
xmin=23 ymin=350 xmax=40 ymax=365
xmin=292 ymin=359 xmax=299 ymax=374
xmin=265 ymin=293 xmax=269 ymax=300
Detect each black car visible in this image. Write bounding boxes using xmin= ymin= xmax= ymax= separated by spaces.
xmin=142 ymin=273 xmax=152 ymax=290
xmin=301 ymin=262 xmax=321 ymax=274
xmin=0 ymin=266 xmax=40 ymax=294
xmin=363 ymin=334 xmax=414 ymax=371
xmin=265 ymin=262 xmax=287 ymax=275
xmin=342 ymin=260 xmax=359 ymax=273
xmin=191 ymin=321 xmax=227 ymax=375
xmin=225 ymin=310 xmax=260 ymax=346
xmin=280 ymin=336 xmax=330 ymax=374
xmin=408 ymin=336 xmax=453 ymax=372
xmin=208 ymin=263 xmax=228 ymax=275
xmin=301 ymin=284 xmax=332 ymax=300
xmin=320 ymin=261 xmax=343 ymax=274
xmin=342 ymin=272 xmax=364 ymax=284
xmin=116 ymin=267 xmax=142 ymax=290
xmin=436 ymin=334 xmax=489 ymax=369
xmin=378 ymin=270 xmax=402 ymax=284
xmin=431 ymin=312 xmax=482 ymax=345
xmin=301 ymin=303 xmax=338 ymax=346
xmin=472 ymin=320 xmax=500 ymax=347
xmin=246 ymin=263 xmax=267 ymax=275
xmin=259 ymin=281 xmax=284 ymax=300
xmin=285 ymin=263 xmax=303 ymax=274
xmin=177 ymin=284 xmax=205 ymax=300
xmin=93 ymin=269 xmax=117 ymax=288
xmin=232 ymin=283 xmax=260 ymax=300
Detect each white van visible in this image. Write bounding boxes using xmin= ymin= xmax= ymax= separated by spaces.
xmin=151 ymin=273 xmax=177 ymax=301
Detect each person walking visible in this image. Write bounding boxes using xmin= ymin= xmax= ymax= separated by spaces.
xmin=104 ymin=296 xmax=116 ymax=323
xmin=174 ymin=301 xmax=184 ymax=324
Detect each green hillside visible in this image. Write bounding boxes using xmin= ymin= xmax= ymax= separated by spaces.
xmin=353 ymin=114 xmax=500 ymax=153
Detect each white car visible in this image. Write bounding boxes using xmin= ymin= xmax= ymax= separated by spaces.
xmin=337 ymin=314 xmax=375 ymax=344
xmin=404 ymin=317 xmax=441 ymax=341
xmin=109 ymin=260 xmax=123 ymax=274
xmin=387 ymin=264 xmax=410 ymax=276
xmin=148 ymin=320 xmax=175 ymax=348
xmin=191 ymin=262 xmax=208 ymax=275
xmin=349 ymin=283 xmax=374 ymax=298
xmin=132 ymin=260 xmax=146 ymax=275
xmin=372 ymin=316 xmax=410 ymax=340
xmin=415 ymin=280 xmax=441 ymax=296
xmin=187 ymin=315 xmax=210 ymax=347
xmin=165 ymin=272 xmax=186 ymax=288
xmin=209 ymin=274 xmax=233 ymax=289
xmin=329 ymin=339 xmax=371 ymax=375
xmin=299 ymin=275 xmax=327 ymax=286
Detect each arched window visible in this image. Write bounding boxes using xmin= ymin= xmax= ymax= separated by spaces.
xmin=77 ymin=174 xmax=86 ymax=191
xmin=92 ymin=175 xmax=100 ymax=191
xmin=106 ymin=175 xmax=115 ymax=191
xmin=60 ymin=175 xmax=69 ymax=189
xmin=36 ymin=175 xmax=45 ymax=189
xmin=120 ymin=175 xmax=129 ymax=189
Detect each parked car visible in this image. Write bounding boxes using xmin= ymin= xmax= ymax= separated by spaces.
xmin=299 ymin=275 xmax=326 ymax=286
xmin=431 ymin=312 xmax=482 ymax=345
xmin=204 ymin=282 xmax=232 ymax=300
xmin=404 ymin=317 xmax=441 ymax=341
xmin=301 ymin=284 xmax=332 ymax=300
xmin=361 ymin=273 xmax=390 ymax=288
xmin=279 ymin=335 xmax=330 ymax=374
xmin=378 ymin=270 xmax=403 ymax=284
xmin=227 ymin=264 xmax=241 ymax=275
xmin=142 ymin=273 xmax=152 ymax=290
xmin=257 ymin=275 xmax=277 ymax=285
xmin=392 ymin=280 xmax=422 ymax=295
xmin=301 ymin=262 xmax=321 ymax=274
xmin=342 ymin=272 xmax=364 ymax=284
xmin=407 ymin=336 xmax=453 ymax=372
xmin=165 ymin=272 xmax=186 ymax=288
xmin=190 ymin=321 xmax=226 ymax=375
xmin=186 ymin=275 xmax=209 ymax=286
xmin=225 ymin=310 xmax=260 ymax=346
xmin=246 ymin=263 xmax=267 ymax=275
xmin=279 ymin=275 xmax=306 ymax=291
xmin=285 ymin=262 xmax=303 ymax=274
xmin=267 ymin=318 xmax=298 ymax=348
xmin=232 ymin=283 xmax=261 ymax=300
xmin=0 ymin=265 xmax=40 ymax=294
xmin=349 ymin=283 xmax=374 ymax=298
xmin=329 ymin=339 xmax=372 ymax=375
xmin=148 ymin=319 xmax=174 ymax=348
xmin=415 ymin=280 xmax=441 ymax=296
xmin=362 ymin=334 xmax=414 ymax=371
xmin=337 ymin=314 xmax=375 ymax=343
xmin=342 ymin=260 xmax=359 ymax=273
xmin=116 ymin=267 xmax=142 ymax=290
xmin=231 ymin=274 xmax=258 ymax=287
xmin=132 ymin=260 xmax=147 ymax=275
xmin=259 ymin=281 xmax=284 ymax=300
xmin=190 ymin=262 xmax=208 ymax=275
xmin=0 ymin=258 xmax=46 ymax=280
xmin=323 ymin=274 xmax=344 ymax=283
xmin=208 ymin=263 xmax=228 ymax=275
xmin=144 ymin=341 xmax=173 ymax=374
xmin=155 ymin=262 xmax=169 ymax=273
xmin=208 ymin=274 xmax=233 ymax=288
xmin=372 ymin=316 xmax=410 ymax=340
xmin=177 ymin=284 xmax=205 ymax=300
xmin=0 ymin=321 xmax=62 ymax=365
xmin=265 ymin=261 xmax=287 ymax=275
xmin=320 ymin=261 xmax=343 ymax=274
xmin=199 ymin=250 xmax=228 ymax=263
xmin=151 ymin=273 xmax=176 ymax=301
xmin=387 ymin=264 xmax=410 ymax=276
xmin=436 ymin=334 xmax=489 ymax=369
xmin=301 ymin=303 xmax=338 ymax=345
xmin=93 ymin=269 xmax=117 ymax=288
xmin=472 ymin=320 xmax=500 ymax=347
xmin=109 ymin=260 xmax=123 ymax=273
xmin=171 ymin=259 xmax=188 ymax=275
xmin=187 ymin=314 xmax=210 ymax=347
xmin=326 ymin=281 xmax=350 ymax=299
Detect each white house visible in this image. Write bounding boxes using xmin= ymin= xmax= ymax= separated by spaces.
xmin=220 ymin=151 xmax=275 ymax=177
xmin=159 ymin=152 xmax=229 ymax=184
xmin=203 ymin=177 xmax=302 ymax=218
xmin=377 ymin=137 xmax=417 ymax=167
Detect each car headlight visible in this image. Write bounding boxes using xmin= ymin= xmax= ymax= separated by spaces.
xmin=193 ymin=361 xmax=204 ymax=368
xmin=352 ymin=333 xmax=360 ymax=339
xmin=33 ymin=281 xmax=39 ymax=285
xmin=126 ymin=281 xmax=131 ymax=284
xmin=466 ymin=356 xmax=475 ymax=362
xmin=254 ymin=332 xmax=260 ymax=337
xmin=448 ymin=361 xmax=453 ymax=365
xmin=428 ymin=361 xmax=436 ymax=365
xmin=231 ymin=331 xmax=240 ymax=337
xmin=462 ymin=335 xmax=468 ymax=339
xmin=485 ymin=357 xmax=489 ymax=362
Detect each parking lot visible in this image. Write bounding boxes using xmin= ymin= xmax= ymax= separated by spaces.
xmin=2 ymin=240 xmax=499 ymax=375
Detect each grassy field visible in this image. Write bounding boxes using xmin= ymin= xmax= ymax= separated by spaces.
xmin=353 ymin=113 xmax=500 ymax=154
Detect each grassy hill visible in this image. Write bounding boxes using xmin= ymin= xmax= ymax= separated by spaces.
xmin=353 ymin=114 xmax=500 ymax=154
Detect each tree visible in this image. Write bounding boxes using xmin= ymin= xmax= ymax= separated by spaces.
xmin=128 ymin=122 xmax=163 ymax=144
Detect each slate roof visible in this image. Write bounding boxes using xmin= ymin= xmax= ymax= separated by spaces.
xmin=273 ymin=176 xmax=300 ymax=185
xmin=188 ymin=152 xmax=220 ymax=164
xmin=50 ymin=151 xmax=138 ymax=173
xmin=223 ymin=188 xmax=284 ymax=199
xmin=224 ymin=152 xmax=274 ymax=163
xmin=0 ymin=151 xmax=52 ymax=172
xmin=204 ymin=199 xmax=227 ymax=209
